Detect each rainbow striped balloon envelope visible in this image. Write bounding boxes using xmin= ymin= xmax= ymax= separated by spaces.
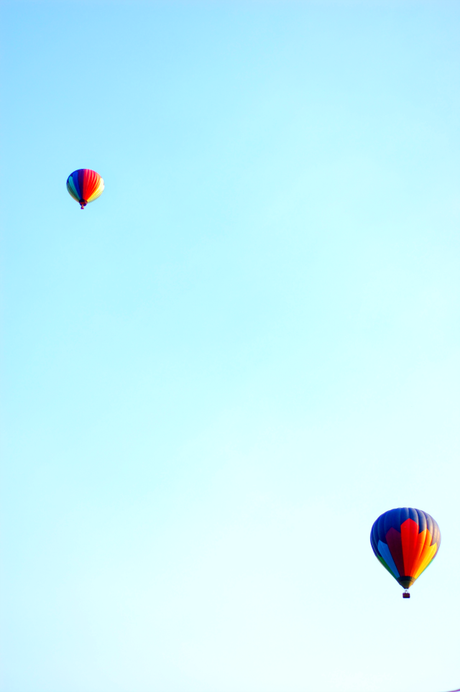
xmin=66 ymin=169 xmax=104 ymax=209
xmin=370 ymin=507 xmax=441 ymax=597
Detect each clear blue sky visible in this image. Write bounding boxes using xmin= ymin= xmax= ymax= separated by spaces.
xmin=2 ymin=2 xmax=460 ymax=691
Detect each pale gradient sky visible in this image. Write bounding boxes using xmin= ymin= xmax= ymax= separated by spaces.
xmin=2 ymin=2 xmax=460 ymax=691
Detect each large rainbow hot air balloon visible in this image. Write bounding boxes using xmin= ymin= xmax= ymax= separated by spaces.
xmin=370 ymin=507 xmax=440 ymax=598
xmin=66 ymin=169 xmax=104 ymax=209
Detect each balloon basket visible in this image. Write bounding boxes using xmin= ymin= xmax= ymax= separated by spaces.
xmin=402 ymin=591 xmax=410 ymax=599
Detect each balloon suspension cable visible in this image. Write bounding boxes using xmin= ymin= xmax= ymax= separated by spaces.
xmin=402 ymin=590 xmax=410 ymax=599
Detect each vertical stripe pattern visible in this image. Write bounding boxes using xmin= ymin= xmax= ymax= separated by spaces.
xmin=66 ymin=169 xmax=104 ymax=208
xmin=370 ymin=508 xmax=440 ymax=591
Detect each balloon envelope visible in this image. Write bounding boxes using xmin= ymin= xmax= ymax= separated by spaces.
xmin=370 ymin=507 xmax=440 ymax=590
xmin=67 ymin=169 xmax=104 ymax=209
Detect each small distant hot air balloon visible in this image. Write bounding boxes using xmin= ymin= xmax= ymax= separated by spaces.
xmin=66 ymin=169 xmax=104 ymax=209
xmin=370 ymin=507 xmax=440 ymax=598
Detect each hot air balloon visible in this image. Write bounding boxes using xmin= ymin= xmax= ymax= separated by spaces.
xmin=370 ymin=507 xmax=440 ymax=598
xmin=66 ymin=169 xmax=104 ymax=209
